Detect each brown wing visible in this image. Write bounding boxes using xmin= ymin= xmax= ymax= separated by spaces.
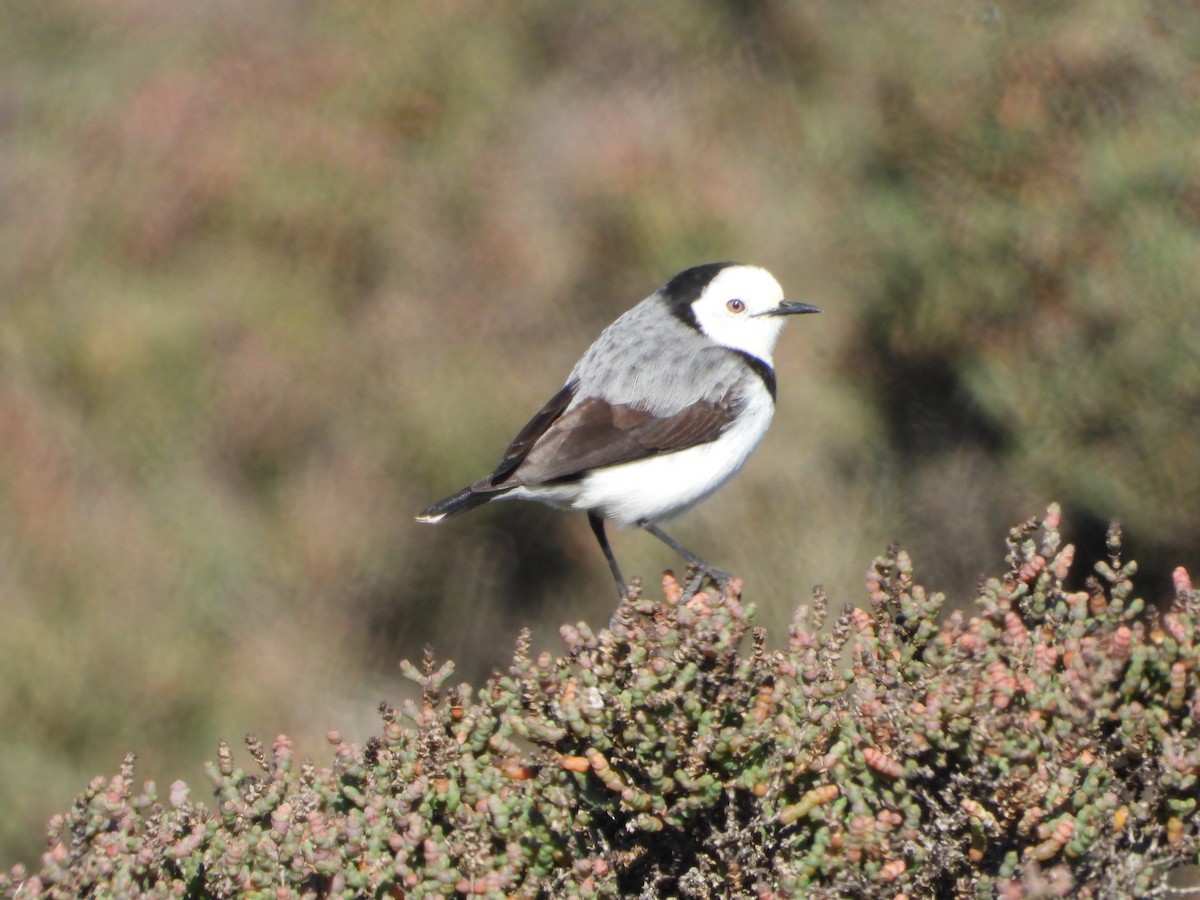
xmin=488 ymin=381 xmax=577 ymax=485
xmin=495 ymin=392 xmax=738 ymax=488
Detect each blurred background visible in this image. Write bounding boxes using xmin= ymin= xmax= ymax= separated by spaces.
xmin=1 ymin=0 xmax=1197 ymax=868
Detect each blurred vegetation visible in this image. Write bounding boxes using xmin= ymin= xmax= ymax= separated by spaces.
xmin=0 ymin=0 xmax=1196 ymax=871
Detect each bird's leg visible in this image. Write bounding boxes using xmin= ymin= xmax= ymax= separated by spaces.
xmin=638 ymin=521 xmax=732 ymax=593
xmin=588 ymin=511 xmax=628 ymax=600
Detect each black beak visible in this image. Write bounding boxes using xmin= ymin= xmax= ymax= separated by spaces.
xmin=754 ymin=300 xmax=822 ymax=317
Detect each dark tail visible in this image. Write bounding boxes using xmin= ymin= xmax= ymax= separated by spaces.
xmin=415 ymin=483 xmax=502 ymax=524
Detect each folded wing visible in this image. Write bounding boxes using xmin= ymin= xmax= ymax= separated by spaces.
xmin=492 ymin=389 xmax=738 ymax=488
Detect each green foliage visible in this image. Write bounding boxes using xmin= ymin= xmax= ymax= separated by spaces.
xmin=841 ymin=0 xmax=1200 ymax=567
xmin=5 ymin=508 xmax=1198 ymax=897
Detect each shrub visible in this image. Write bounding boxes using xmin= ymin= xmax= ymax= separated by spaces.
xmin=3 ymin=505 xmax=1197 ymax=898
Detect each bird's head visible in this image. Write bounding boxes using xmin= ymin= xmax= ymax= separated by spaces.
xmin=665 ymin=263 xmax=820 ymax=364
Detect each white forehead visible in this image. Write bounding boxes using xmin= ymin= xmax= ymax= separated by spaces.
xmin=698 ymin=265 xmax=784 ymax=308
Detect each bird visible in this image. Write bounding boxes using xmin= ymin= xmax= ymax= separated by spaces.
xmin=415 ymin=262 xmax=820 ymax=599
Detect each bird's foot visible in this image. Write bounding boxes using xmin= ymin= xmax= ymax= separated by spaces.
xmin=683 ymin=563 xmax=733 ymax=598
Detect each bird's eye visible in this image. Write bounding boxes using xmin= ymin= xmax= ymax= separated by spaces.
xmin=727 ymin=299 xmax=746 ymax=313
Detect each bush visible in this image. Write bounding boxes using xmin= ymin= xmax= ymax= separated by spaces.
xmin=3 ymin=505 xmax=1198 ymax=898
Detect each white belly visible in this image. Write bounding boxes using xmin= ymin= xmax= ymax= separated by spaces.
xmin=507 ymin=388 xmax=775 ymax=526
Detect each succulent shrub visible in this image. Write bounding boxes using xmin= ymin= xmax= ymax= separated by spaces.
xmin=3 ymin=505 xmax=1197 ymax=898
